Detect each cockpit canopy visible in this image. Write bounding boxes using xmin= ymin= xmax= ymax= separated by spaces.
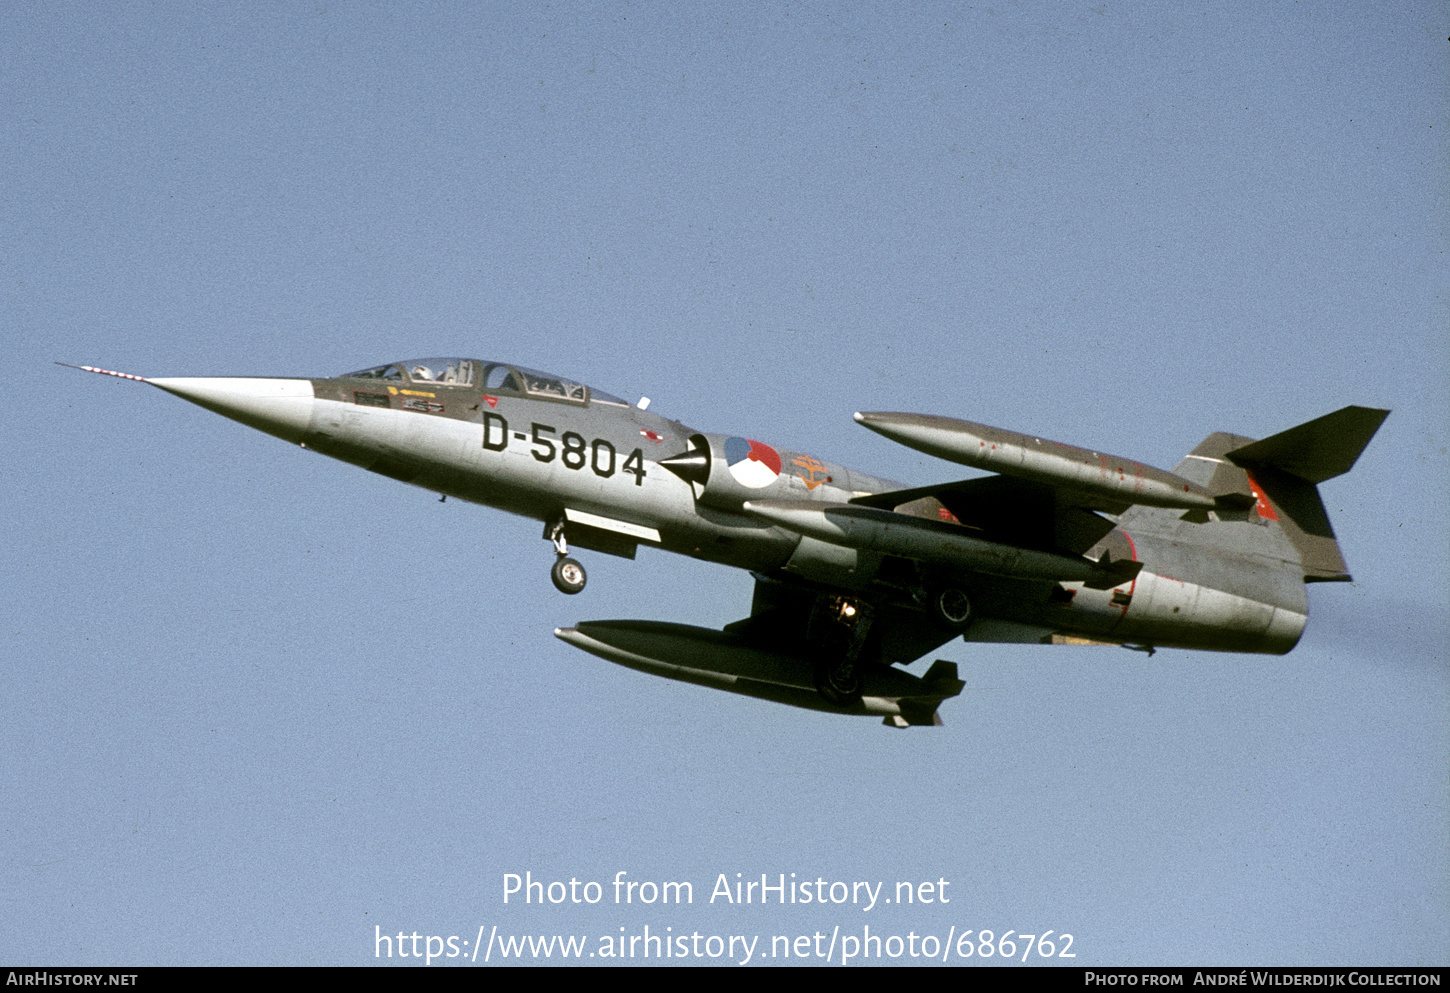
xmin=347 ymin=358 xmax=475 ymax=385
xmin=340 ymin=358 xmax=628 ymax=406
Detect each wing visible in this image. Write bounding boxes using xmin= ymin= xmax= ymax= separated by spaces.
xmin=849 ymin=474 xmax=1120 ymax=556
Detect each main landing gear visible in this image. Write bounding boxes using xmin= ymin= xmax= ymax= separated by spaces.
xmin=925 ymin=585 xmax=973 ymax=630
xmin=809 ymin=595 xmax=875 ymax=707
xmin=548 ymin=521 xmax=587 ymax=595
xmin=805 ymin=585 xmax=969 ymax=707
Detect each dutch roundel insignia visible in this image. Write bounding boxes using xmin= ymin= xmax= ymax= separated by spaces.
xmin=724 ymin=436 xmax=782 ymax=488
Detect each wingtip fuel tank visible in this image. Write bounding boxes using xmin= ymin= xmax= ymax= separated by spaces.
xmin=855 ymin=411 xmax=1220 ymax=511
xmin=555 ymin=620 xmax=964 ymax=727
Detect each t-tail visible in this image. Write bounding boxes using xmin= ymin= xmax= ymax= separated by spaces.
xmin=1172 ymin=406 xmax=1389 ymax=583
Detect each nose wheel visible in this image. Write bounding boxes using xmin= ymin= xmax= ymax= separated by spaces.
xmin=547 ymin=520 xmax=587 ymax=594
xmin=551 ymin=555 xmax=587 ymax=595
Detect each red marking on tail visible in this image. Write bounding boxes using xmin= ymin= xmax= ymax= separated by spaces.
xmin=1246 ymin=473 xmax=1278 ymax=521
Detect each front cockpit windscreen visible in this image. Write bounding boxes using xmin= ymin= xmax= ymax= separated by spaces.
xmin=344 ymin=359 xmax=476 ymax=386
xmin=345 ymin=363 xmax=405 ymax=381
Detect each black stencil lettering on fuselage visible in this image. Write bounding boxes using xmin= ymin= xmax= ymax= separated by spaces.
xmin=560 ymin=432 xmax=587 ymax=470
xmin=623 ymin=448 xmax=646 ymax=486
xmin=512 ymin=421 xmax=647 ymax=487
xmin=531 ymin=423 xmax=557 ymax=463
xmin=591 ymin=438 xmax=616 ymax=477
xmin=483 ymin=412 xmax=509 ymax=451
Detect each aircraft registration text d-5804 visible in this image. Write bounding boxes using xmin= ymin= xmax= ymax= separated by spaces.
xmin=482 ymin=413 xmax=648 ymax=485
xmin=64 ymin=356 xmax=1388 ymax=728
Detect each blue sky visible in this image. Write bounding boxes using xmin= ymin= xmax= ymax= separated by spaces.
xmin=3 ymin=2 xmax=1445 ymax=966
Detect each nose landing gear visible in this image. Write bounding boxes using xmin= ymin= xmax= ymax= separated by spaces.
xmin=548 ymin=521 xmax=587 ymax=595
xmin=551 ymin=556 xmax=587 ymax=595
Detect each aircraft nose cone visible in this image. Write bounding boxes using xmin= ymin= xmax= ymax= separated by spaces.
xmin=147 ymin=377 xmax=316 ymax=444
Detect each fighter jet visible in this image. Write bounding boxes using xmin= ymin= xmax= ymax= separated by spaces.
xmin=64 ymin=359 xmax=1388 ymax=727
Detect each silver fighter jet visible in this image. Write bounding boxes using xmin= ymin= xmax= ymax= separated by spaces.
xmin=65 ymin=359 xmax=1388 ymax=728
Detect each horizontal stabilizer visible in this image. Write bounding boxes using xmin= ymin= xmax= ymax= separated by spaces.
xmin=1226 ymin=406 xmax=1389 ymax=483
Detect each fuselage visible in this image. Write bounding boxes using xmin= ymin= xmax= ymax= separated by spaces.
xmin=142 ymin=357 xmax=1309 ymax=659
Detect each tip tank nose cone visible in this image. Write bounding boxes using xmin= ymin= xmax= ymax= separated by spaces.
xmin=853 ymin=411 xmax=904 ymax=435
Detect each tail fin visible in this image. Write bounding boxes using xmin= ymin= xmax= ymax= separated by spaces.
xmin=1183 ymin=407 xmax=1389 ymax=583
xmin=1223 ymin=406 xmax=1389 ymax=484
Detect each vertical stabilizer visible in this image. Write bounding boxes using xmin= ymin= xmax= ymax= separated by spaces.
xmin=1187 ymin=407 xmax=1389 ymax=582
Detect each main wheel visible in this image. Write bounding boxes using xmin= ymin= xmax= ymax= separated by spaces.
xmin=928 ymin=587 xmax=972 ymax=630
xmin=550 ymin=556 xmax=587 ymax=595
xmin=813 ymin=653 xmax=864 ymax=707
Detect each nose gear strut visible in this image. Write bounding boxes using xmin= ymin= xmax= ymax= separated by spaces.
xmin=548 ymin=521 xmax=587 ymax=594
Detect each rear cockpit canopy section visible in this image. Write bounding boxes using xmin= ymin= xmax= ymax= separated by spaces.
xmin=338 ymin=359 xmax=629 ymax=406
xmin=510 ymin=366 xmax=587 ymax=403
